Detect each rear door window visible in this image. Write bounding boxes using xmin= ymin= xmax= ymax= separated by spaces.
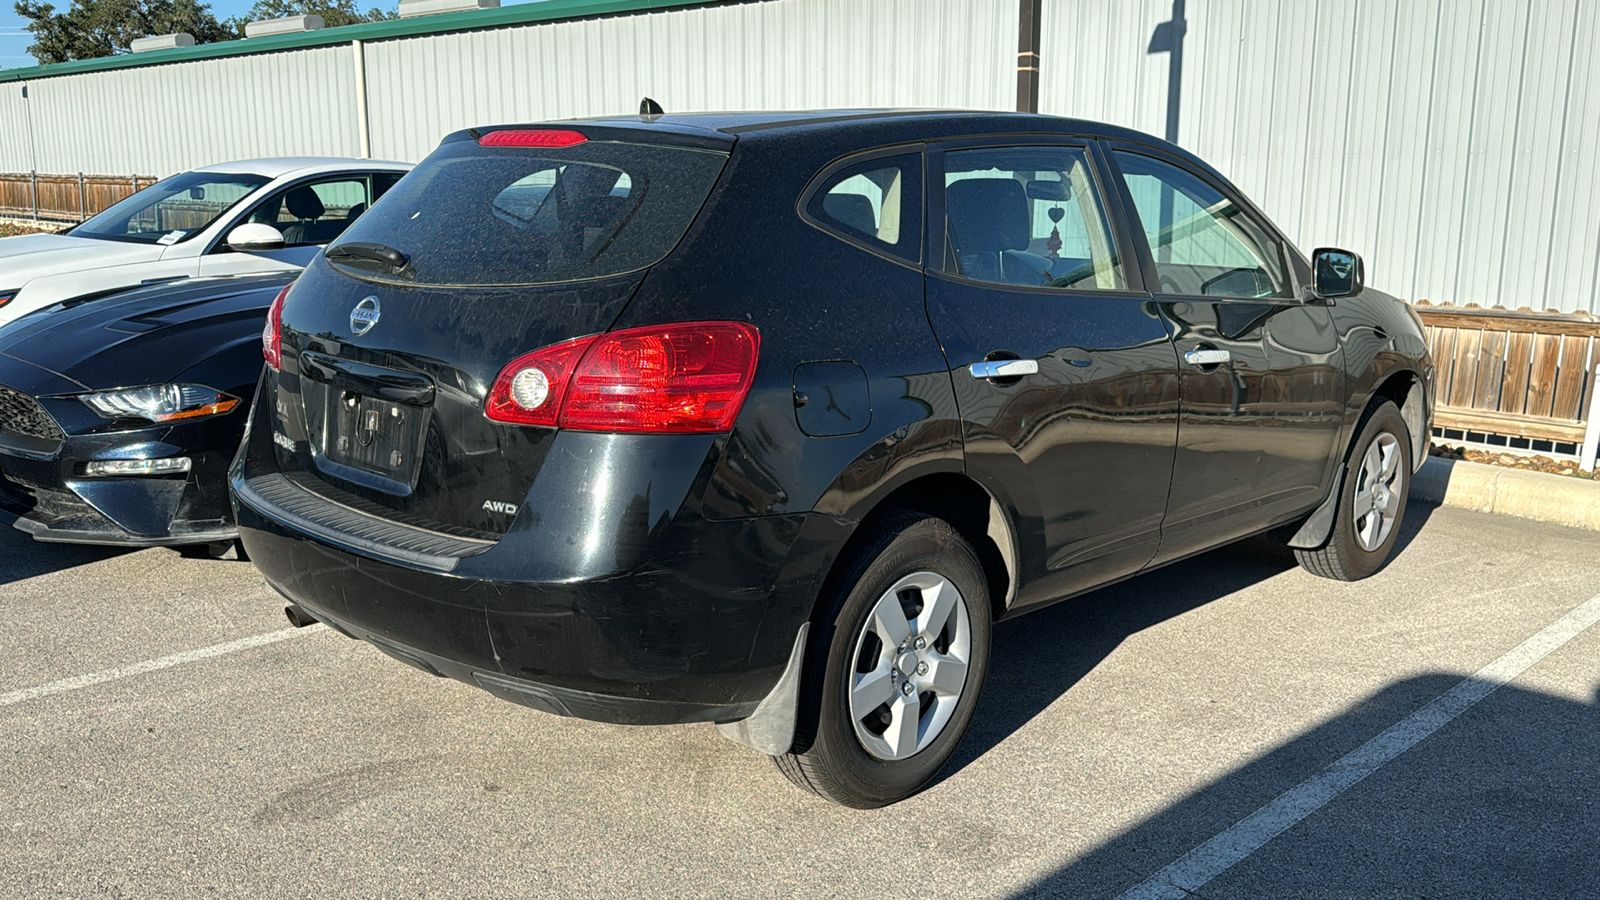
xmin=942 ymin=145 xmax=1126 ymax=291
xmin=329 ymin=140 xmax=728 ymax=286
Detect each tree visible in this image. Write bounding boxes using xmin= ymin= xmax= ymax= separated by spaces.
xmin=229 ymin=0 xmax=395 ymax=31
xmin=12 ymin=0 xmax=396 ymax=64
xmin=14 ymin=0 xmax=235 ymax=63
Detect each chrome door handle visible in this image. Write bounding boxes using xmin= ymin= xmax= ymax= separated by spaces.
xmin=969 ymin=359 xmax=1039 ymax=379
xmin=1184 ymin=348 xmax=1231 ymax=367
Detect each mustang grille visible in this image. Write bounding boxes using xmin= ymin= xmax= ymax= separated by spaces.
xmin=0 ymin=385 xmax=63 ymax=442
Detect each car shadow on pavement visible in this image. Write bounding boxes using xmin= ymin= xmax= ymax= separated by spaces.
xmin=947 ymin=493 xmax=1441 ymax=778
xmin=1001 ymin=675 xmax=1600 ymax=898
xmin=0 ymin=525 xmax=132 ymax=586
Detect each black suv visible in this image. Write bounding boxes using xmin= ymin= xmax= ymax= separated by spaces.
xmin=232 ymin=111 xmax=1434 ymax=808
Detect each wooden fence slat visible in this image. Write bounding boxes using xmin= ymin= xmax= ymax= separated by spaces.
xmin=1474 ymin=330 xmax=1507 ymax=411
xmin=1527 ymin=333 xmax=1562 ymax=418
xmin=1502 ymin=330 xmax=1535 ymax=415
xmin=1551 ymin=334 xmax=1594 ymax=421
xmin=1449 ymin=329 xmax=1483 ymax=408
xmin=1431 ymin=327 xmax=1458 ymax=400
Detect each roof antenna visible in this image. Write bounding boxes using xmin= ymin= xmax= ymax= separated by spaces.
xmin=639 ymin=97 xmax=665 ymax=121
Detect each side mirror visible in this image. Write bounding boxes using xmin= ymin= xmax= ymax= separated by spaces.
xmin=227 ymin=223 xmax=286 ymax=252
xmin=1311 ymin=247 xmax=1364 ymax=300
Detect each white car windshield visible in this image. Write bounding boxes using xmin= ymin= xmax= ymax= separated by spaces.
xmin=70 ymin=171 xmax=271 ymax=245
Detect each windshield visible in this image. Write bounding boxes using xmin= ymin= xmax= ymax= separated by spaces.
xmin=327 ymin=139 xmax=728 ymax=286
xmin=71 ymin=171 xmax=270 ymax=245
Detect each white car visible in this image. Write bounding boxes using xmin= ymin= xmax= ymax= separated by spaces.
xmin=0 ymin=157 xmax=412 ymax=327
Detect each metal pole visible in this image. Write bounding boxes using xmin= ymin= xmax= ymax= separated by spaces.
xmin=1581 ymin=363 xmax=1600 ymax=473
xmin=29 ymin=170 xmax=37 ymax=221
xmin=77 ymin=172 xmax=85 ymax=221
xmin=1015 ymin=0 xmax=1042 ymax=114
xmin=352 ymin=40 xmax=372 ymax=159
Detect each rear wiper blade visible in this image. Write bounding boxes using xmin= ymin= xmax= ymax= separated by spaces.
xmin=326 ymin=242 xmax=409 ymax=271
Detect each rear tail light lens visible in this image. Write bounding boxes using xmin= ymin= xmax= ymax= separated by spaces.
xmin=485 ymin=321 xmax=761 ymax=433
xmin=484 ymin=335 xmax=598 ymax=427
xmin=477 ymin=129 xmax=588 ymax=148
xmin=263 ymin=283 xmax=289 ymax=370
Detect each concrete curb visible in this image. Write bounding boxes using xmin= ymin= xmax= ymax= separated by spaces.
xmin=1412 ymin=456 xmax=1600 ymax=532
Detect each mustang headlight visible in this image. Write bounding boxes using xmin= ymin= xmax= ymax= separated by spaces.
xmin=80 ymin=384 xmax=240 ymax=423
xmin=0 ymin=289 xmax=16 ymax=308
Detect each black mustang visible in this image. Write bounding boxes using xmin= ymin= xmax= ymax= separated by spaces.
xmin=0 ymin=272 xmax=287 ymax=552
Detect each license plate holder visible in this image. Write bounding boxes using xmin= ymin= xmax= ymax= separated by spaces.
xmin=316 ymin=389 xmax=430 ymax=489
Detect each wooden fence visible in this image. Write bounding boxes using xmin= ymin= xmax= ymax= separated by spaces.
xmin=0 ymin=172 xmax=159 ymax=222
xmin=1416 ymin=300 xmax=1600 ymax=467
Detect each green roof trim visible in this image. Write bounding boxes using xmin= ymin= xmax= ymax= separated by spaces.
xmin=0 ymin=0 xmax=728 ymax=82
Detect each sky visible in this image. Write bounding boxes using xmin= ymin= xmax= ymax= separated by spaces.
xmin=0 ymin=0 xmax=542 ymax=69
xmin=1 ymin=19 xmax=30 ymax=69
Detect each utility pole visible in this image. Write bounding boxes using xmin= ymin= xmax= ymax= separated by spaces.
xmin=1016 ymin=0 xmax=1042 ymax=113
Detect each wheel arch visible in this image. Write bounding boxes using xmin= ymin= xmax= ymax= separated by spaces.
xmin=1371 ymin=368 xmax=1431 ymax=470
xmin=1289 ymin=366 xmax=1429 ymax=550
xmin=820 ymin=470 xmax=1017 ymax=625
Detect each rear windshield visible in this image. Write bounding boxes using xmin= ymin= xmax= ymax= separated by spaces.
xmin=327 ymin=139 xmax=729 ymax=286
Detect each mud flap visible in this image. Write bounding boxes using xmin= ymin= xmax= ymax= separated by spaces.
xmin=716 ymin=623 xmax=809 ymax=755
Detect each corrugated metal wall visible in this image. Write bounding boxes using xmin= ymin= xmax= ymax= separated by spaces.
xmin=9 ymin=45 xmax=362 ymax=175
xmin=4 ymin=0 xmax=1599 ymax=314
xmin=362 ymin=0 xmax=1015 ymax=162
xmin=1041 ymin=0 xmax=1600 ymax=315
xmin=0 ymin=83 xmax=31 ymax=176
xmin=1 ymin=0 xmax=1013 ymax=175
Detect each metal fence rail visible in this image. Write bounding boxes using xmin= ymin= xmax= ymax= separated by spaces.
xmin=0 ymin=173 xmax=157 ymax=223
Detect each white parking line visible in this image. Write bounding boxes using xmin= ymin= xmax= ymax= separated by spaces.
xmin=1119 ymin=591 xmax=1600 ymax=900
xmin=0 ymin=624 xmax=325 ymax=708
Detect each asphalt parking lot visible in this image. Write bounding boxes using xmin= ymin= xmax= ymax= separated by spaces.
xmin=3 ymin=499 xmax=1598 ymax=898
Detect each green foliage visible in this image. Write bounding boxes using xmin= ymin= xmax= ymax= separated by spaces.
xmin=228 ymin=0 xmax=396 ymax=31
xmin=14 ymin=0 xmax=235 ymax=63
xmin=12 ymin=0 xmax=397 ymax=63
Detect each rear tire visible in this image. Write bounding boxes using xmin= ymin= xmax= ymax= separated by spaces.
xmin=1295 ymin=401 xmax=1411 ymax=581
xmin=775 ymin=511 xmax=991 ymax=808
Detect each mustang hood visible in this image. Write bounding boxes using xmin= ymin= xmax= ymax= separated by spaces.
xmin=0 ymin=233 xmax=167 ymax=286
xmin=0 ymin=273 xmax=290 ymax=392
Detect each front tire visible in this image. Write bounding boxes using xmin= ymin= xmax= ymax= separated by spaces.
xmin=775 ymin=511 xmax=992 ymax=808
xmin=1295 ymin=400 xmax=1412 ymax=581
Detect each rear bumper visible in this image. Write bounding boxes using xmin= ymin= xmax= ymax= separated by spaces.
xmin=235 ymin=488 xmax=820 ymax=726
xmin=287 ymin=596 xmax=764 ymax=726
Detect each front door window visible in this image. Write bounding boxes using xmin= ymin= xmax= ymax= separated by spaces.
xmin=1113 ymin=151 xmax=1292 ymax=300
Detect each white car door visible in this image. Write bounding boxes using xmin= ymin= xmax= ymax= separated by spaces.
xmin=198 ymin=175 xmax=378 ymax=278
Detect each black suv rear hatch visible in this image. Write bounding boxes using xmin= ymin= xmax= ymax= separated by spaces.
xmin=265 ymin=125 xmax=732 ymax=538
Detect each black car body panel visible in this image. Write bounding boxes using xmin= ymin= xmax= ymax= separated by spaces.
xmin=0 ymin=273 xmax=287 ymax=545
xmin=234 ymin=110 xmax=1435 ymax=729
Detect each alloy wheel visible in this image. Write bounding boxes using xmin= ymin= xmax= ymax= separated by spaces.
xmin=1353 ymin=432 xmax=1403 ymax=552
xmin=846 ymin=571 xmax=972 ymax=761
